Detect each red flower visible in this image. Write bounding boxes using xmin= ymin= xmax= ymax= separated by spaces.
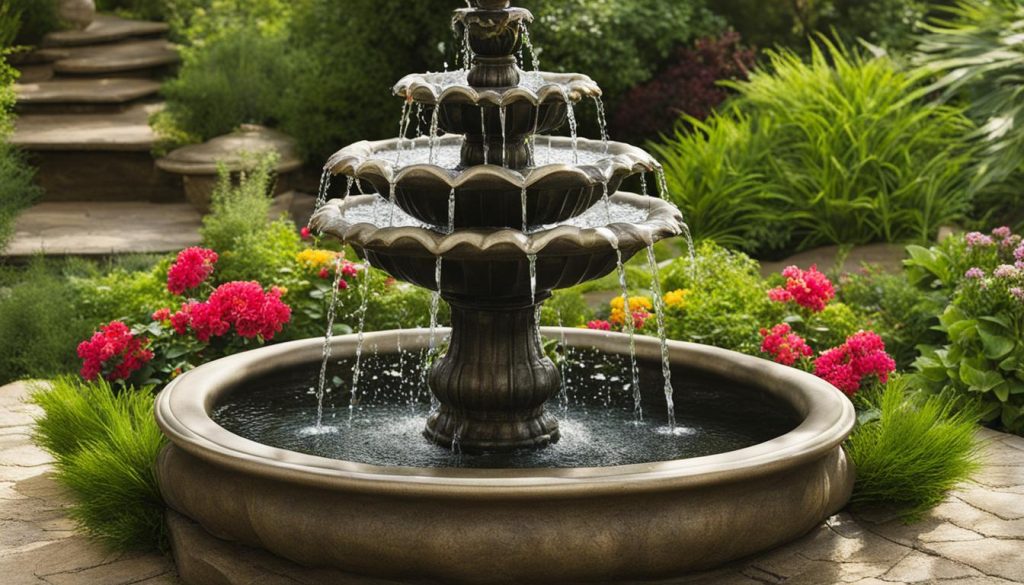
xmin=814 ymin=331 xmax=896 ymax=396
xmin=171 ymin=282 xmax=292 ymax=342
xmin=586 ymin=320 xmax=612 ymax=331
xmin=167 ymin=247 xmax=219 ymax=295
xmin=759 ymin=323 xmax=813 ymax=366
xmin=768 ymin=265 xmax=835 ymax=313
xmin=318 ymin=267 xmax=331 ymax=279
xmin=77 ymin=321 xmax=153 ymax=382
xmin=151 ymin=308 xmax=171 ymax=322
xmin=338 ymin=279 xmax=349 ymax=290
xmin=341 ymin=262 xmax=361 ymax=278
xmin=300 ymin=226 xmax=312 ymax=240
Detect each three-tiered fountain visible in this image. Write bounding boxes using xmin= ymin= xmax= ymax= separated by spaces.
xmin=155 ymin=3 xmax=855 ymax=584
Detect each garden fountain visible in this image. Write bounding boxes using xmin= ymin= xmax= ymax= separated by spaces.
xmin=155 ymin=2 xmax=855 ymax=583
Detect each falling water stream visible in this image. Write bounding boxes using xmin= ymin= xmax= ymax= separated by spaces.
xmin=307 ymin=257 xmax=347 ymax=434
xmin=349 ymin=258 xmax=374 ymax=410
xmin=646 ymin=245 xmax=676 ymax=428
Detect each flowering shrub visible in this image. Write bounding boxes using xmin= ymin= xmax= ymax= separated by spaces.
xmin=166 ymin=247 xmax=219 ymax=295
xmin=814 ymin=331 xmax=897 ymax=396
xmin=77 ymin=321 xmax=154 ymax=382
xmin=767 ymin=265 xmax=835 ymax=313
xmin=609 ymin=295 xmax=653 ymax=330
xmin=759 ymin=323 xmax=813 ymax=367
xmin=909 ymin=227 xmax=1024 ymax=433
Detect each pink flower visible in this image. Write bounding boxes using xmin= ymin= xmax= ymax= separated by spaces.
xmin=171 ymin=282 xmax=292 ymax=342
xmin=1011 ymin=287 xmax=1024 ymax=302
xmin=759 ymin=323 xmax=813 ymax=366
xmin=993 ymin=264 xmax=1019 ymax=279
xmin=767 ymin=265 xmax=835 ymax=312
xmin=992 ymin=226 xmax=1012 ymax=239
xmin=77 ymin=321 xmax=153 ymax=382
xmin=341 ymin=262 xmax=361 ymax=278
xmin=965 ymin=267 xmax=986 ymax=279
xmin=966 ymin=232 xmax=994 ymax=248
xmin=1015 ymin=243 xmax=1024 ymax=262
xmin=151 ymin=308 xmax=171 ymax=322
xmin=167 ymin=247 xmax=219 ymax=295
xmin=814 ymin=331 xmax=896 ymax=397
xmin=300 ymin=226 xmax=313 ymax=240
xmin=586 ymin=320 xmax=612 ymax=331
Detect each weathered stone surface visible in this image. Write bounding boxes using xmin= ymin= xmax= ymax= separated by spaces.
xmin=926 ymin=539 xmax=1024 ymax=582
xmin=881 ymin=550 xmax=981 ymax=582
xmin=958 ymin=486 xmax=1024 ymax=520
xmin=11 ymin=102 xmax=161 ymax=152
xmin=4 ymin=201 xmax=201 ymax=257
xmin=15 ymin=78 xmax=161 ymax=106
xmin=44 ymin=14 xmax=169 ymax=47
xmin=54 ymin=39 xmax=178 ymax=76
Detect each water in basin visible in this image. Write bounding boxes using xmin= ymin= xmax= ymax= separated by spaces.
xmin=212 ymin=349 xmax=800 ymax=469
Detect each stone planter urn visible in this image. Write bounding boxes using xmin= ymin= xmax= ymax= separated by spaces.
xmin=59 ymin=0 xmax=96 ymax=31
xmin=157 ymin=125 xmax=303 ymax=213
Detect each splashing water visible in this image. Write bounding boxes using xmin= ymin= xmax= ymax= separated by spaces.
xmin=528 ymin=254 xmax=538 ymax=305
xmin=655 ymin=166 xmax=696 ymax=268
xmin=566 ymin=98 xmax=579 ymax=164
xmin=640 ymin=172 xmax=648 ymax=197
xmin=520 ymin=185 xmax=528 ymax=232
xmin=395 ymin=100 xmax=413 ymax=166
xmin=415 ymin=103 xmax=424 ymax=138
xmin=615 ymin=248 xmax=643 ymax=421
xmin=313 ymin=256 xmax=346 ymax=430
xmin=349 ymin=258 xmax=374 ymax=410
xmin=646 ymin=245 xmax=676 ymax=428
xmin=428 ymin=107 xmax=440 ymax=165
xmin=521 ymin=26 xmax=540 ymax=72
xmin=499 ymin=105 xmax=508 ymax=168
xmin=447 ymin=187 xmax=456 ymax=235
xmin=481 ymin=108 xmax=490 ymax=165
xmin=424 ymin=257 xmax=444 ymax=412
xmin=312 ymin=168 xmax=332 ymax=221
xmin=593 ymin=96 xmax=610 ymax=154
xmin=530 ymin=105 xmax=541 ymax=164
xmin=556 ymin=309 xmax=570 ymax=414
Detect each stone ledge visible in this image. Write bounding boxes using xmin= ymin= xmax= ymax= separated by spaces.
xmin=43 ymin=15 xmax=169 ymax=48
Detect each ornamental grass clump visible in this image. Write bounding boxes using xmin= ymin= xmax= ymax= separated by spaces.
xmin=30 ymin=377 xmax=167 ymax=551
xmin=846 ymin=376 xmax=981 ymax=520
xmin=653 ymin=39 xmax=976 ymax=256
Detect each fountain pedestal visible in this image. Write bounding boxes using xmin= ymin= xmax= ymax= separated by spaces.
xmin=425 ymin=298 xmax=561 ymax=451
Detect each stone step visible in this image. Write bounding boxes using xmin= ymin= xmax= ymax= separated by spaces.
xmin=43 ymin=14 xmax=170 ymax=47
xmin=52 ymin=39 xmax=179 ymax=77
xmin=2 ymin=201 xmax=201 ymax=257
xmin=14 ymin=78 xmax=162 ymax=114
xmin=11 ymin=102 xmax=161 ymax=152
xmin=10 ymin=103 xmax=180 ymax=201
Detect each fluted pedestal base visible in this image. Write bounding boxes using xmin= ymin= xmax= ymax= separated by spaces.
xmin=425 ymin=299 xmax=561 ymax=452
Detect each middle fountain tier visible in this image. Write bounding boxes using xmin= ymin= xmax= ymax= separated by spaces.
xmin=313 ymin=0 xmax=683 ymax=452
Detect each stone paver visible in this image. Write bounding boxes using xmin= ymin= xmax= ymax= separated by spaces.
xmin=3 ymin=201 xmax=202 ymax=257
xmin=15 ymin=78 xmax=161 ymax=106
xmin=53 ymin=39 xmax=178 ymax=76
xmin=2 ymin=379 xmax=1022 ymax=584
xmin=44 ymin=15 xmax=169 ymax=47
xmin=11 ymin=102 xmax=162 ymax=152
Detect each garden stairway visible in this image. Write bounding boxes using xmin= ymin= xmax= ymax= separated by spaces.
xmin=10 ymin=14 xmax=179 ymax=202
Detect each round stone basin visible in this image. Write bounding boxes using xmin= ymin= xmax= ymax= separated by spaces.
xmin=156 ymin=329 xmax=855 ymax=585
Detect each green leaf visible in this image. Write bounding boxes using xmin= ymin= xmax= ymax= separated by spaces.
xmin=960 ymin=362 xmax=1004 ymax=393
xmin=978 ymin=329 xmax=1015 ymax=360
xmin=164 ymin=345 xmax=191 ymax=360
xmin=947 ymin=319 xmax=978 ymax=343
xmin=993 ymin=382 xmax=1010 ymax=402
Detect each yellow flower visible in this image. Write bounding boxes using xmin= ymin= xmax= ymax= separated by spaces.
xmin=296 ymin=249 xmax=340 ymax=270
xmin=609 ymin=295 xmax=653 ymax=325
xmin=663 ymin=289 xmax=690 ymax=309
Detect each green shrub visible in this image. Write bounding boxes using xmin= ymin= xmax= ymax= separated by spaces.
xmin=9 ymin=0 xmax=61 ymax=46
xmin=914 ymin=0 xmax=1024 ymax=188
xmin=1 ymin=53 xmax=41 ymax=250
xmin=30 ymin=378 xmax=167 ymax=551
xmin=847 ymin=376 xmax=980 ymax=520
xmin=0 ymin=260 xmax=92 ymax=384
xmin=660 ymin=241 xmax=784 ymax=354
xmin=655 ymin=40 xmax=976 ymax=257
xmin=199 ymin=157 xmax=303 ymax=284
xmin=72 ymin=263 xmax=175 ymax=325
xmin=540 ymin=289 xmax=594 ymax=328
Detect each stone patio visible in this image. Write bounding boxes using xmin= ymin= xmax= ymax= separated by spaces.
xmin=1 ymin=379 xmax=1022 ymax=584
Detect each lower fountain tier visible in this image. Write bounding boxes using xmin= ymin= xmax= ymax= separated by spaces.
xmin=310 ymin=191 xmax=683 ymax=301
xmin=155 ymin=330 xmax=856 ymax=585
